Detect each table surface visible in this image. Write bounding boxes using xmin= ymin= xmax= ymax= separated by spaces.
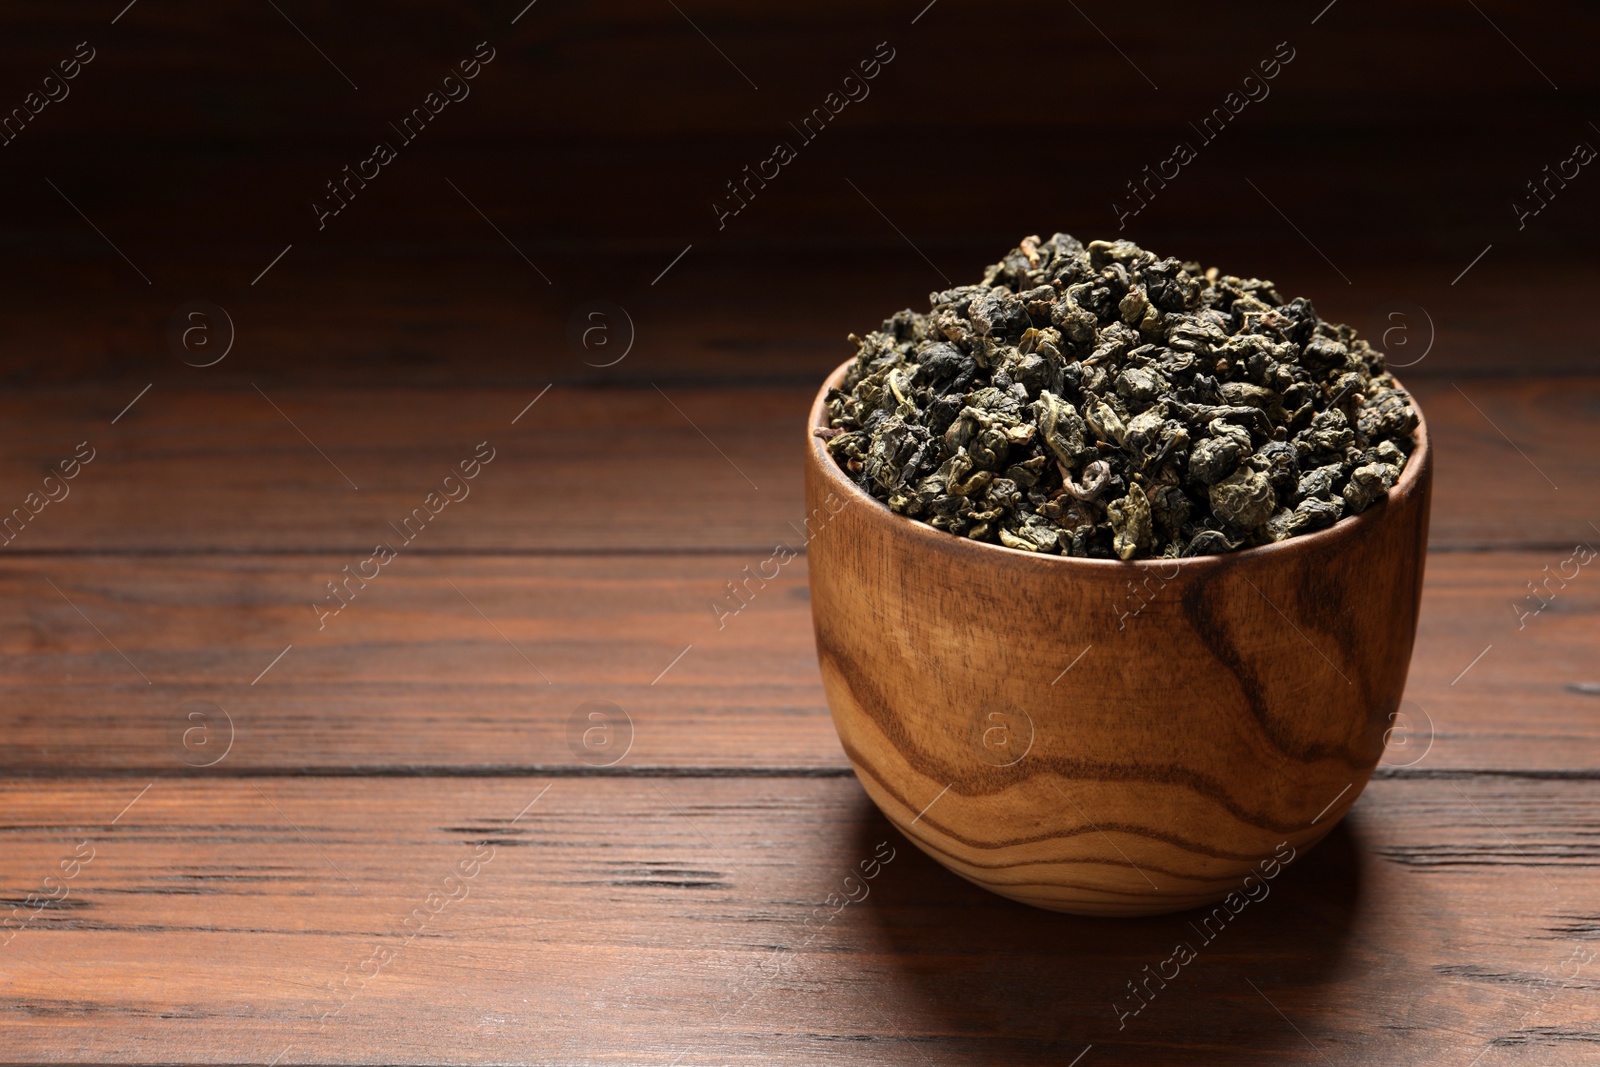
xmin=1 ymin=247 xmax=1598 ymax=1067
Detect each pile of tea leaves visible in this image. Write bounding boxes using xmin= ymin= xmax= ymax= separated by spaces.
xmin=820 ymin=234 xmax=1418 ymax=559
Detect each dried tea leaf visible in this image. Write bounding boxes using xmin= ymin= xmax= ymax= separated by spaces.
xmin=824 ymin=233 xmax=1418 ymax=558
xmin=1208 ymin=467 xmax=1275 ymax=531
xmin=1107 ymin=484 xmax=1153 ymax=561
xmin=1342 ymin=461 xmax=1400 ymax=514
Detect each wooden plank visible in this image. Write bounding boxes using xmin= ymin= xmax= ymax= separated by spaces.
xmin=0 ymin=775 xmax=1595 ymax=1065
xmin=0 ymin=383 xmax=797 ymax=553
xmin=3 ymin=253 xmax=1598 ymax=388
xmin=1404 ymin=549 xmax=1600 ymax=751
xmin=0 ymin=550 xmax=1593 ymax=774
xmin=0 ymin=253 xmax=869 ymax=389
xmin=0 ymin=377 xmax=1594 ymax=553
xmin=0 ymin=553 xmax=831 ymax=775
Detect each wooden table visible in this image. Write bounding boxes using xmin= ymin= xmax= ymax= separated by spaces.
xmin=1 ymin=2 xmax=1597 ymax=1056
xmin=1 ymin=248 xmax=1597 ymax=1065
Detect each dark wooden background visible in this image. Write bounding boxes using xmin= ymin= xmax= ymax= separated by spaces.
xmin=1 ymin=1 xmax=1597 ymax=1064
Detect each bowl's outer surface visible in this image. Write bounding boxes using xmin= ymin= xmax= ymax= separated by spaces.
xmin=805 ymin=360 xmax=1433 ymax=915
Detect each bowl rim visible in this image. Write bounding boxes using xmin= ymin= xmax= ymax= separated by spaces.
xmin=806 ymin=357 xmax=1431 ymax=570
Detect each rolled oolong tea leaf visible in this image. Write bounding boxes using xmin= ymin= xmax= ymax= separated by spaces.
xmin=821 ymin=234 xmax=1418 ymax=559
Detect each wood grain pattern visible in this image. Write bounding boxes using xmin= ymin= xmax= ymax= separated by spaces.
xmin=0 ymin=377 xmax=1589 ymax=1062
xmin=0 ymin=0 xmax=1594 ymax=1056
xmin=6 ymin=255 xmax=1600 ymax=389
xmin=1 ymin=775 xmax=1596 ymax=1066
xmin=0 ymin=552 xmax=829 ymax=775
xmin=0 ymin=377 xmax=1592 ymax=553
xmin=0 ymin=548 xmax=1595 ymax=776
xmin=805 ymin=365 xmax=1433 ymax=914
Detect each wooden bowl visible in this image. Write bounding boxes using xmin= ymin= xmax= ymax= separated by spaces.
xmin=804 ymin=360 xmax=1431 ymax=916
